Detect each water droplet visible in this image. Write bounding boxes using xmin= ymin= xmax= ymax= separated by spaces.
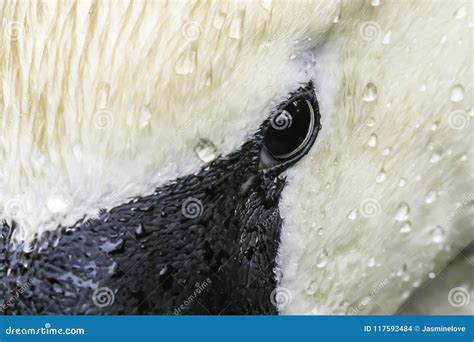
xmin=138 ymin=107 xmax=151 ymax=129
xmin=260 ymin=0 xmax=273 ymax=10
xmin=424 ymin=190 xmax=437 ymax=204
xmin=367 ymin=257 xmax=375 ymax=267
xmin=175 ymin=49 xmax=196 ymax=75
xmin=395 ymin=202 xmax=410 ymax=221
xmin=317 ymin=227 xmax=324 ymax=236
xmin=100 ymin=239 xmax=125 ymax=255
xmin=429 ymin=272 xmax=436 ymax=279
xmin=450 ymin=84 xmax=464 ymax=102
xmin=47 ymin=195 xmax=69 ymax=213
xmin=401 ymin=272 xmax=410 ymax=282
xmin=370 ymin=0 xmax=381 ymax=6
xmin=316 ymin=248 xmax=329 ymax=268
xmin=134 ymin=223 xmax=147 ymax=238
xmin=376 ymin=169 xmax=387 ymax=183
xmin=97 ymin=82 xmax=111 ymax=109
xmin=348 ymin=209 xmax=358 ymax=220
xmin=363 ymin=83 xmax=378 ymax=102
xmin=431 ymin=226 xmax=445 ymax=243
xmin=430 ymin=153 xmax=441 ymax=163
xmin=382 ymin=30 xmax=391 ymax=44
xmin=368 ymin=133 xmax=378 ymax=147
xmin=454 ymin=6 xmax=466 ymax=19
xmin=398 ymin=178 xmax=406 ymax=187
xmin=333 ymin=13 xmax=341 ymax=23
xmin=213 ymin=13 xmax=225 ymax=30
xmin=440 ymin=35 xmax=447 ymax=44
xmin=229 ymin=14 xmax=243 ymax=39
xmin=367 ymin=117 xmax=376 ymax=127
xmin=431 ymin=121 xmax=439 ymax=131
xmin=306 ymin=281 xmax=318 ymax=295
xmin=400 ymin=221 xmax=412 ymax=234
xmin=289 ymin=53 xmax=297 ymax=60
xmin=194 ymin=138 xmax=218 ymax=163
xmin=382 ymin=148 xmax=391 ymax=156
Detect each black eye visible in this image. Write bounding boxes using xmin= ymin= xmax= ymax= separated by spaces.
xmin=260 ymin=85 xmax=321 ymax=169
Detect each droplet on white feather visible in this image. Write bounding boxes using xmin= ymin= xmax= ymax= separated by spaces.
xmin=363 ymin=83 xmax=378 ymax=102
xmin=450 ymin=84 xmax=464 ymax=102
xmin=395 ymin=202 xmax=410 ymax=222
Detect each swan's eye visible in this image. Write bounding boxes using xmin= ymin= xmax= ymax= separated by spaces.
xmin=260 ymin=86 xmax=320 ymax=169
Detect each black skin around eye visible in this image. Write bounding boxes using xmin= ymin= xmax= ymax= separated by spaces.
xmin=260 ymin=82 xmax=321 ymax=170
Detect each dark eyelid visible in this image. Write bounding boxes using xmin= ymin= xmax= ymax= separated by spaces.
xmin=259 ymin=83 xmax=321 ymax=172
